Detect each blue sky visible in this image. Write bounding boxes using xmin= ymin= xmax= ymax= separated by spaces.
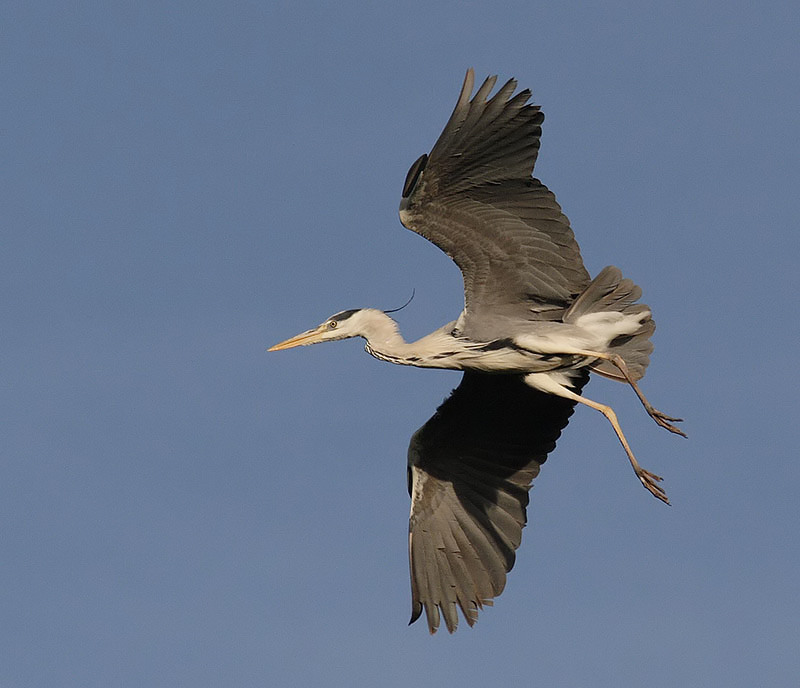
xmin=3 ymin=1 xmax=799 ymax=685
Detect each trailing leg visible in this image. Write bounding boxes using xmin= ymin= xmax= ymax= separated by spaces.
xmin=524 ymin=372 xmax=670 ymax=504
xmin=573 ymin=349 xmax=686 ymax=438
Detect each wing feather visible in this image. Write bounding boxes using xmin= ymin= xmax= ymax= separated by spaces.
xmin=399 ymin=69 xmax=590 ymax=340
xmin=407 ymin=370 xmax=587 ymax=633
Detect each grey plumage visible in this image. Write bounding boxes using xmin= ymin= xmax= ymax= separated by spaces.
xmin=564 ymin=266 xmax=654 ymax=382
xmin=400 ymin=69 xmax=589 ymax=340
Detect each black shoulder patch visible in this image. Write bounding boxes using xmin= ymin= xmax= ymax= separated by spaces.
xmin=402 ymin=153 xmax=428 ymax=198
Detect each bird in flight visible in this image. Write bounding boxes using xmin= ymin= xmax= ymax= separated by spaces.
xmin=270 ymin=69 xmax=685 ymax=634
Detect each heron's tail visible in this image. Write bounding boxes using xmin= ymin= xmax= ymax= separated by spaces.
xmin=564 ymin=266 xmax=655 ymax=381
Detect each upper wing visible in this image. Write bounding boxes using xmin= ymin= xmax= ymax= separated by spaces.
xmin=407 ymin=370 xmax=587 ymax=633
xmin=399 ymin=69 xmax=590 ymax=340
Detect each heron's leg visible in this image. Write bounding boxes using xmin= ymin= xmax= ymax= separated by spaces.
xmin=524 ymin=373 xmax=669 ymax=504
xmin=570 ymin=349 xmax=686 ymax=438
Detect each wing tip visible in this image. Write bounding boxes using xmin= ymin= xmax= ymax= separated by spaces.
xmin=410 ymin=600 xmax=463 ymax=634
xmin=458 ymin=68 xmax=475 ymax=108
xmin=409 ymin=601 xmax=423 ymax=626
xmin=409 ymin=597 xmax=489 ymax=634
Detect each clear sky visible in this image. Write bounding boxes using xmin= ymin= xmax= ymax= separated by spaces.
xmin=3 ymin=1 xmax=799 ymax=685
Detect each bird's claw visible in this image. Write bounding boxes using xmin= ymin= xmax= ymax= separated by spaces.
xmin=647 ymin=407 xmax=687 ymax=438
xmin=638 ymin=468 xmax=670 ymax=505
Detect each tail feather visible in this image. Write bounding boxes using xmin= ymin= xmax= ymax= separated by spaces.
xmin=565 ymin=266 xmax=655 ymax=382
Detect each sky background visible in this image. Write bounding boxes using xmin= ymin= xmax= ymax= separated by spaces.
xmin=3 ymin=1 xmax=799 ymax=686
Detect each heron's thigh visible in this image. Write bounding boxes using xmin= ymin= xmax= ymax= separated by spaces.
xmin=523 ymin=372 xmax=582 ymax=399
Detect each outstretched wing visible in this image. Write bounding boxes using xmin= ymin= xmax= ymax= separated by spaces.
xmin=399 ymin=69 xmax=590 ymax=340
xmin=407 ymin=370 xmax=587 ymax=633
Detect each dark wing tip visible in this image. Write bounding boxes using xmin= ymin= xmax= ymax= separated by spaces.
xmin=409 ymin=602 xmax=423 ymax=626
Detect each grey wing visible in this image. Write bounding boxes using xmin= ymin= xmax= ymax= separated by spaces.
xmin=399 ymin=69 xmax=590 ymax=340
xmin=407 ymin=370 xmax=587 ymax=634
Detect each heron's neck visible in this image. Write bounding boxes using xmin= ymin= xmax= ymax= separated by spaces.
xmin=358 ymin=311 xmax=413 ymax=364
xmin=358 ymin=310 xmax=460 ymax=368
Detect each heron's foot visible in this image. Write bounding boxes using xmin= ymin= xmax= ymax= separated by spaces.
xmin=637 ymin=468 xmax=670 ymax=505
xmin=645 ymin=406 xmax=687 ymax=438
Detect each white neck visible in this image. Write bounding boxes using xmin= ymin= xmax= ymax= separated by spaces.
xmin=352 ymin=309 xmax=460 ymax=368
xmin=354 ymin=310 xmax=413 ymax=364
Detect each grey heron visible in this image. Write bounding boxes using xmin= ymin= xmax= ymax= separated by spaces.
xmin=270 ymin=70 xmax=685 ymax=634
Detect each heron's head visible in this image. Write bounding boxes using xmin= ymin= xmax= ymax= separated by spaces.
xmin=268 ymin=309 xmax=377 ymax=351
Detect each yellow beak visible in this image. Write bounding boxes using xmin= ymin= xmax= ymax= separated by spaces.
xmin=268 ymin=325 xmax=326 ymax=351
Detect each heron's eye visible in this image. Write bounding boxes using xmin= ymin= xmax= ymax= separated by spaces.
xmin=328 ymin=321 xmax=337 ymax=329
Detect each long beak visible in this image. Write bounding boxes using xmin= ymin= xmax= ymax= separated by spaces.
xmin=268 ymin=325 xmax=326 ymax=352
